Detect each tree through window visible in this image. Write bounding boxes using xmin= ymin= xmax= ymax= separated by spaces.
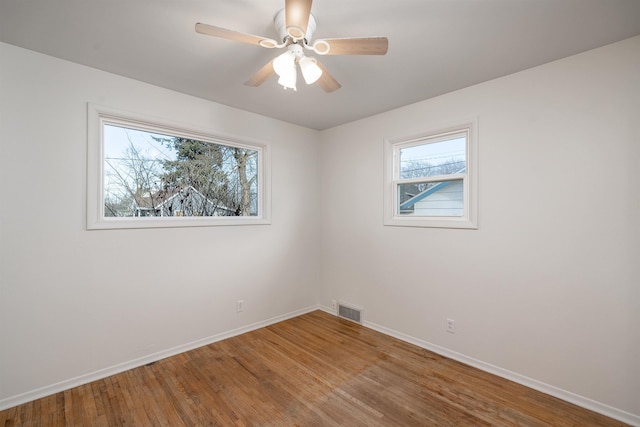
xmin=87 ymin=104 xmax=270 ymax=229
xmin=103 ymin=125 xmax=258 ymax=218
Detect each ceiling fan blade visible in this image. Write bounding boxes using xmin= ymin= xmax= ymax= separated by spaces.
xmin=315 ymin=60 xmax=341 ymax=93
xmin=195 ymin=23 xmax=279 ymax=48
xmin=314 ymin=37 xmax=389 ymax=55
xmin=285 ymin=0 xmax=313 ymax=39
xmin=244 ymin=60 xmax=276 ymax=87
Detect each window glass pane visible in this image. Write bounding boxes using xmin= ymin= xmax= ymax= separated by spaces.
xmin=103 ymin=124 xmax=258 ymax=218
xmin=399 ymin=135 xmax=466 ymax=179
xmin=397 ymin=179 xmax=464 ymax=217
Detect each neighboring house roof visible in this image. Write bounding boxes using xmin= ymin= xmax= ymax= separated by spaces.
xmin=155 ymin=186 xmax=212 ymax=210
xmin=400 ymin=167 xmax=465 ymax=210
xmin=133 ymin=186 xmax=233 ymax=214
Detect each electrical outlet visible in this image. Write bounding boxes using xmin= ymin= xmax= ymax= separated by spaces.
xmin=331 ymin=299 xmax=337 ymax=311
xmin=237 ymin=300 xmax=244 ymax=313
xmin=446 ymin=318 xmax=455 ymax=334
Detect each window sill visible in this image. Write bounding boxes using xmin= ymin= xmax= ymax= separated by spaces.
xmin=383 ymin=216 xmax=477 ymax=229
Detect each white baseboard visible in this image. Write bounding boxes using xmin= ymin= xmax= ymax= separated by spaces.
xmin=317 ymin=304 xmax=639 ymax=426
xmin=0 ymin=305 xmax=318 ymax=412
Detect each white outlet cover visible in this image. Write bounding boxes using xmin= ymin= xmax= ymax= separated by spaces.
xmin=446 ymin=318 xmax=455 ymax=333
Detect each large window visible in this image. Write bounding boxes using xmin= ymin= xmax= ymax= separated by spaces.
xmin=88 ymin=104 xmax=270 ymax=229
xmin=384 ymin=120 xmax=478 ymax=229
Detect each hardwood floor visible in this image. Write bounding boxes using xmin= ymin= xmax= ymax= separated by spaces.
xmin=0 ymin=310 xmax=628 ymax=426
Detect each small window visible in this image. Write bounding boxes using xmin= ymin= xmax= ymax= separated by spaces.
xmin=87 ymin=104 xmax=271 ymax=229
xmin=384 ymin=120 xmax=478 ymax=229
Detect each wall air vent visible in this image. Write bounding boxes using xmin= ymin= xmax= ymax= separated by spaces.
xmin=337 ymin=302 xmax=363 ymax=324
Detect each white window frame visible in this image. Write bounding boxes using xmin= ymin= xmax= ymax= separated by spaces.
xmin=87 ymin=103 xmax=271 ymax=230
xmin=383 ymin=119 xmax=478 ymax=229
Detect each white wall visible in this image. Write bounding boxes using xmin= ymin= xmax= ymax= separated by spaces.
xmin=0 ymin=42 xmax=321 ymax=406
xmin=1 ymin=35 xmax=639 ymax=422
xmin=319 ymin=36 xmax=640 ymax=419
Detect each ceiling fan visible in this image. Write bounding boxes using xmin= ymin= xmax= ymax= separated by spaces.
xmin=195 ymin=0 xmax=388 ymax=93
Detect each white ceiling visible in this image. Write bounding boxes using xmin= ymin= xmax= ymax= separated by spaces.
xmin=2 ymin=0 xmax=640 ymax=130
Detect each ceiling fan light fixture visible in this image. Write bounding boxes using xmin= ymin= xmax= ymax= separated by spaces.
xmin=299 ymin=56 xmax=322 ymax=84
xmin=277 ymin=68 xmax=297 ymax=90
xmin=273 ymin=50 xmax=296 ymax=77
xmin=196 ymin=1 xmax=388 ymax=93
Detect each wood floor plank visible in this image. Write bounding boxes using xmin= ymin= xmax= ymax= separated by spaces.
xmin=0 ymin=310 xmax=629 ymax=426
